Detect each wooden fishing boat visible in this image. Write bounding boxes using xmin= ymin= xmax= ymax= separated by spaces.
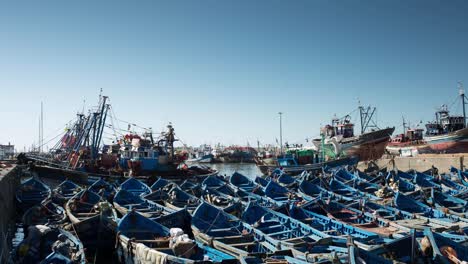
xmin=16 ymin=177 xmax=52 ymax=212
xmin=14 ymin=226 xmax=86 ymax=264
xmin=119 ymin=177 xmax=152 ymax=196
xmin=150 ymin=177 xmax=174 ymax=191
xmin=241 ymin=202 xmax=360 ymax=260
xmin=421 ymin=228 xmax=468 ymax=263
xmin=328 ymin=179 xmax=381 ymax=200
xmin=229 ymin=172 xmax=265 ymax=195
xmin=52 ymin=179 xmax=82 ymax=205
xmin=263 ymin=180 xmax=301 ymax=204
xmin=298 ymin=179 xmax=351 ymax=201
xmin=393 ymin=192 xmax=454 ymax=219
xmin=22 ymin=199 xmax=67 ymax=230
xmin=300 ymin=199 xmax=407 ymax=238
xmin=284 ymin=204 xmax=389 ymax=244
xmin=65 ymin=189 xmax=118 ymax=259
xmin=202 ymin=175 xmax=228 ymax=189
xmin=257 ymin=156 xmax=359 ymax=175
xmin=428 ymin=189 xmax=468 ymax=217
xmin=191 ymin=202 xmax=284 ymax=258
xmin=163 ymin=186 xmax=201 ymax=213
xmin=180 ymin=180 xmax=204 ymax=197
xmin=113 ymin=188 xmax=176 ymax=219
xmin=349 ymin=199 xmax=468 ymax=240
xmin=117 ymin=210 xmax=237 ymax=264
xmin=88 ymin=178 xmax=116 ymax=201
xmin=350 ymin=234 xmax=417 ymax=264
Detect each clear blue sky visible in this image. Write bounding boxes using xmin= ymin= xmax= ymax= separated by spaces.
xmin=1 ymin=0 xmax=468 ymax=151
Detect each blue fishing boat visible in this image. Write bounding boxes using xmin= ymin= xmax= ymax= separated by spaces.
xmin=328 ymin=179 xmax=381 ymax=200
xmin=52 ymin=179 xmax=82 ymax=205
xmin=66 ymin=189 xmax=118 ymax=261
xmin=257 ymin=155 xmax=359 ymax=176
xmin=16 ymin=177 xmax=52 ymax=211
xmin=164 ymin=186 xmax=201 ymax=213
xmin=150 ymin=177 xmax=174 ymax=191
xmin=22 ymin=199 xmax=67 ymax=230
xmin=119 ymin=177 xmax=152 ymax=196
xmin=429 ymin=189 xmax=468 ymax=217
xmin=285 ymin=204 xmax=388 ymax=243
xmin=349 ymin=234 xmax=417 ymax=264
xmin=300 ymin=198 xmax=408 ymax=238
xmin=113 ymin=188 xmax=176 ymax=219
xmin=179 ymin=180 xmax=203 ymax=197
xmin=202 ymin=175 xmax=228 ymax=189
xmin=241 ymin=202 xmax=355 ymax=260
xmin=263 ymin=180 xmax=300 ymax=204
xmin=349 ymin=199 xmax=468 ymax=240
xmin=449 ymin=166 xmax=468 ymax=186
xmin=88 ymin=178 xmax=116 ymax=201
xmin=14 ymin=226 xmax=86 ymax=264
xmin=191 ymin=202 xmax=282 ymax=258
xmin=298 ymin=179 xmax=343 ymax=201
xmin=229 ymin=172 xmax=265 ymax=195
xmin=421 ymin=228 xmax=468 ymax=263
xmin=116 ymin=210 xmax=237 ymax=264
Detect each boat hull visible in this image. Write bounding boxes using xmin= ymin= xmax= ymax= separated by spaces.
xmin=339 ymin=127 xmax=395 ymax=161
xmin=422 ymin=128 xmax=468 ymax=153
xmin=257 ymin=156 xmax=359 ymax=175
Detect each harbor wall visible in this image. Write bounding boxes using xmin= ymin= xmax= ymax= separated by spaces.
xmin=0 ymin=163 xmax=19 ymax=263
xmin=358 ymin=154 xmax=468 ymax=173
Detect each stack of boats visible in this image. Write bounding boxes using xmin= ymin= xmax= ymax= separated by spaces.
xmin=13 ymin=165 xmax=468 ymax=263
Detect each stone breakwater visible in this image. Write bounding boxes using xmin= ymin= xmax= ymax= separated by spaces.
xmin=0 ymin=163 xmax=19 ymax=263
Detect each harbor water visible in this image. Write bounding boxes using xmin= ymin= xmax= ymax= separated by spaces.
xmin=207 ymin=163 xmax=262 ymax=179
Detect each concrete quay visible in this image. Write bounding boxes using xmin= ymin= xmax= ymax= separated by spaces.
xmin=358 ymin=153 xmax=468 ymax=173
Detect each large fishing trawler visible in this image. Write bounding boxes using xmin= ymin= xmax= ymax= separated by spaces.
xmin=313 ymin=106 xmax=395 ymax=161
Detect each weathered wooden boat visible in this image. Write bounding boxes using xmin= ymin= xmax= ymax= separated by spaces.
xmin=179 ymin=180 xmax=204 ymax=197
xmin=284 ymin=203 xmax=388 ymax=244
xmin=428 ymin=188 xmax=468 ymax=217
xmin=163 ymin=186 xmax=201 ymax=213
xmin=65 ymin=189 xmax=118 ymax=259
xmin=263 ymin=180 xmax=301 ymax=204
xmin=350 ymin=234 xmax=417 ymax=264
xmin=14 ymin=226 xmax=86 ymax=264
xmin=300 ymin=199 xmax=407 ymax=238
xmin=421 ymin=228 xmax=468 ymax=263
xmin=191 ymin=202 xmax=285 ymax=258
xmin=328 ymin=179 xmax=381 ymax=200
xmin=88 ymin=178 xmax=116 ymax=201
xmin=16 ymin=177 xmax=52 ymax=212
xmin=52 ymin=179 xmax=82 ymax=205
xmin=298 ymin=179 xmax=353 ymax=202
xmin=450 ymin=166 xmax=468 ymax=187
xmin=117 ymin=210 xmax=237 ymax=264
xmin=257 ymin=155 xmax=359 ymax=175
xmin=393 ymin=192 xmax=463 ymax=220
xmin=22 ymin=199 xmax=67 ymax=230
xmin=229 ymin=172 xmax=265 ymax=195
xmin=202 ymin=175 xmax=228 ymax=189
xmin=113 ymin=188 xmax=176 ymax=219
xmin=120 ymin=177 xmax=152 ymax=196
xmin=241 ymin=202 xmax=359 ymax=260
xmin=350 ymin=199 xmax=468 ymax=240
xmin=150 ymin=177 xmax=174 ymax=191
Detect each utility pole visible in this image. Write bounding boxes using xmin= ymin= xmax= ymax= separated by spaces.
xmin=279 ymin=112 xmax=283 ymax=156
xmin=40 ymin=101 xmax=43 ymax=153
xmin=459 ymin=81 xmax=466 ymax=128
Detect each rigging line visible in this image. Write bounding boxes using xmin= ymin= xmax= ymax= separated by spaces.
xmin=35 ymin=118 xmax=76 ymax=145
xmin=36 ymin=130 xmax=67 ymax=149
